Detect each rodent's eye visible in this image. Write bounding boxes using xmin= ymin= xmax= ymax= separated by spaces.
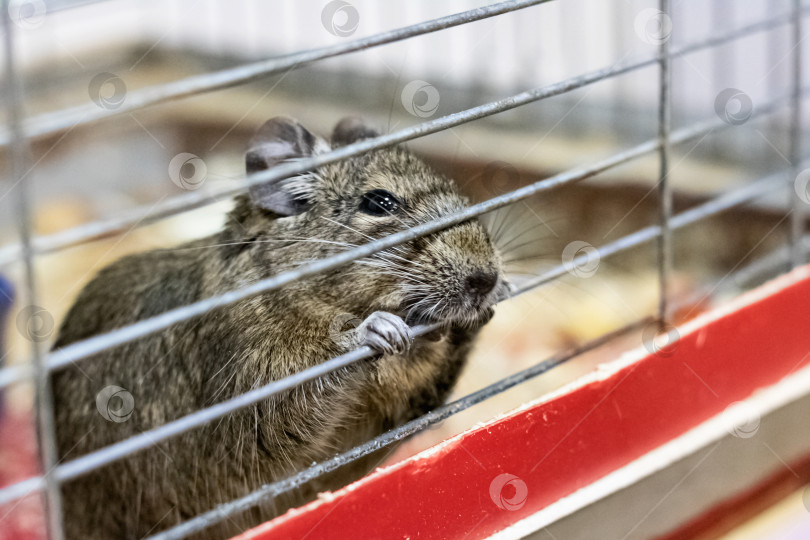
xmin=359 ymin=189 xmax=401 ymax=216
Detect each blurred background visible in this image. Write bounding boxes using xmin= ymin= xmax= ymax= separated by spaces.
xmin=0 ymin=0 xmax=808 ymax=538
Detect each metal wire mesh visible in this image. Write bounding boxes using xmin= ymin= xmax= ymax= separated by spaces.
xmin=0 ymin=0 xmax=807 ymax=539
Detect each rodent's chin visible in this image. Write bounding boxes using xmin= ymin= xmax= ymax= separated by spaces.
xmin=404 ymin=303 xmax=495 ymax=329
xmin=403 ymin=310 xmax=436 ymax=327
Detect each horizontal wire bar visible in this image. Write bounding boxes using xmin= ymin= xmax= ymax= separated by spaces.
xmin=0 ymin=185 xmax=231 ymax=266
xmin=666 ymin=233 xmax=810 ymax=319
xmin=0 ymin=0 xmax=553 ymax=148
xmin=0 ymin=160 xmax=795 ymax=509
xmin=148 ymin=316 xmax=654 ymax=540
xmin=0 ymin=89 xmax=800 ymax=392
xmin=670 ymin=229 xmax=810 ymax=346
xmin=44 ymin=0 xmax=109 ymax=13
xmin=510 ymin=170 xmax=791 ymax=292
xmin=0 ymin=475 xmax=46 ymax=509
xmin=731 ymin=239 xmax=804 ymax=288
xmin=0 ymin=7 xmax=803 ymax=268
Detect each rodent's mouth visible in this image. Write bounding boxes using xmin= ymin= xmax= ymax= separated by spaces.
xmin=396 ymin=275 xmax=512 ymax=327
xmin=401 ymin=276 xmax=512 ymax=328
xmin=403 ymin=309 xmax=439 ymax=327
xmin=401 ymin=295 xmax=496 ymax=329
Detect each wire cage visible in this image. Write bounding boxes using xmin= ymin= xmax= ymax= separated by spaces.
xmin=0 ymin=0 xmax=808 ymax=539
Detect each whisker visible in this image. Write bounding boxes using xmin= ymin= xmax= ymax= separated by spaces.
xmin=499 ymin=237 xmax=554 ymax=259
xmin=502 ymin=253 xmax=555 ymax=266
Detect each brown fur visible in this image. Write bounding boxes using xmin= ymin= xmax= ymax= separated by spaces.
xmin=51 ymin=118 xmax=507 ymax=539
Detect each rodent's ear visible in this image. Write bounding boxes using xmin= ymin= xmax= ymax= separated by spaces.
xmin=331 ymin=117 xmax=379 ymax=148
xmin=246 ymin=116 xmax=327 ymax=216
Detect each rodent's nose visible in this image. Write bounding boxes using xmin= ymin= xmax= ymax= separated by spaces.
xmin=464 ymin=271 xmax=498 ymax=298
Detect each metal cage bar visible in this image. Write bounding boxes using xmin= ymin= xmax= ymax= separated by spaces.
xmin=1 ymin=2 xmax=65 ymax=539
xmin=656 ymin=0 xmax=673 ymax=325
xmin=791 ymin=0 xmax=806 ymax=267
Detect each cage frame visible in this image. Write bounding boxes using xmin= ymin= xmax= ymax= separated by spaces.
xmin=0 ymin=0 xmax=807 ymax=538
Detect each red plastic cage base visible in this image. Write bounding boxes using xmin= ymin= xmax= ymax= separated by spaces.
xmin=237 ymin=265 xmax=810 ymax=540
xmin=0 ymin=409 xmax=46 ymax=540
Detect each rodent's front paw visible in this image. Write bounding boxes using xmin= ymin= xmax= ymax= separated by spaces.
xmin=358 ymin=311 xmax=413 ymax=355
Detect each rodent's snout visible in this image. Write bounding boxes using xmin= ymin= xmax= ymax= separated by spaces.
xmin=399 ymin=219 xmax=506 ymax=327
xmin=464 ymin=271 xmax=498 ymax=300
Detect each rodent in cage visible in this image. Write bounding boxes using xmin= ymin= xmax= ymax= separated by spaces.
xmin=51 ymin=116 xmax=510 ymax=539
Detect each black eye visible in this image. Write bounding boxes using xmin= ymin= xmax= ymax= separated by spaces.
xmin=359 ymin=189 xmax=401 ymax=216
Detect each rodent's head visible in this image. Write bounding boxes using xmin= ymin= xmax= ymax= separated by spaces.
xmin=232 ymin=116 xmax=508 ymax=328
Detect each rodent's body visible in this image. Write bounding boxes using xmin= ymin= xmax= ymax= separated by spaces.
xmin=52 ymin=117 xmax=506 ymax=539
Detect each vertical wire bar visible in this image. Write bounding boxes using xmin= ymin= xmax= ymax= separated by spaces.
xmin=767 ymin=3 xmax=784 ymax=170
xmin=789 ymin=0 xmax=805 ymax=267
xmin=610 ymin=0 xmax=626 ymax=138
xmin=1 ymin=4 xmax=65 ymax=539
xmin=711 ymin=0 xmax=731 ymax=161
xmin=657 ymin=0 xmax=673 ymax=325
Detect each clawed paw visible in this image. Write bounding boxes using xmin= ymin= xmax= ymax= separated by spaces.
xmin=358 ymin=311 xmax=413 ymax=355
